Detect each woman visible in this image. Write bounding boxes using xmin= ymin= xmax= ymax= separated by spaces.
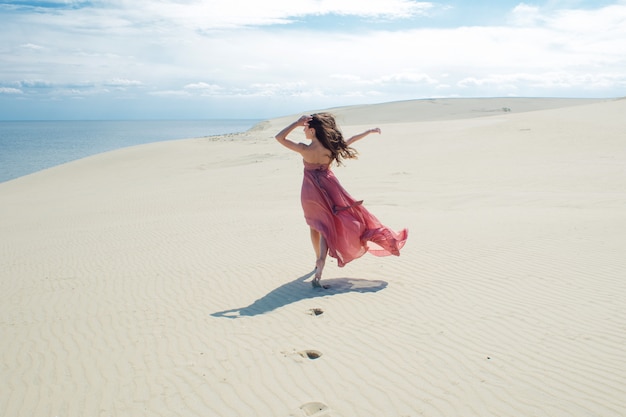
xmin=275 ymin=113 xmax=408 ymax=287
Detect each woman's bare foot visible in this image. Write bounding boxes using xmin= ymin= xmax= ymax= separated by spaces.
xmin=312 ymin=258 xmax=325 ymax=288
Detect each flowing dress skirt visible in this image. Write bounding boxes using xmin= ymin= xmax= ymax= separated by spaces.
xmin=301 ymin=161 xmax=408 ymax=267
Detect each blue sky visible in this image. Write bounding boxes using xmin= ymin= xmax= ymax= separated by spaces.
xmin=1 ymin=0 xmax=625 ymax=120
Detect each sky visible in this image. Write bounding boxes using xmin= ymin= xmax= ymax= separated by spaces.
xmin=1 ymin=0 xmax=625 ymax=120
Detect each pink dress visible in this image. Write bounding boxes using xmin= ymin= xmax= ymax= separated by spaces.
xmin=301 ymin=160 xmax=408 ymax=267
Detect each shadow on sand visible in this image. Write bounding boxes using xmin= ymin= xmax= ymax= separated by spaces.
xmin=211 ymin=269 xmax=388 ymax=318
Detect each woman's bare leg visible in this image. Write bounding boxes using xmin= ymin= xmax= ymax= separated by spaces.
xmin=310 ymin=228 xmax=321 ymax=260
xmin=313 ymin=235 xmax=328 ymax=287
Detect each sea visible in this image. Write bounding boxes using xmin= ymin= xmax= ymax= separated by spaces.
xmin=0 ymin=119 xmax=261 ymax=183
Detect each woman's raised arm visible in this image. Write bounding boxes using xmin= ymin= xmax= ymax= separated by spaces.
xmin=345 ymin=127 xmax=381 ymax=146
xmin=275 ymin=115 xmax=312 ymax=153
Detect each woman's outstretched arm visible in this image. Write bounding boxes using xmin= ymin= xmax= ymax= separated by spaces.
xmin=345 ymin=127 xmax=381 ymax=146
xmin=275 ymin=115 xmax=311 ymax=153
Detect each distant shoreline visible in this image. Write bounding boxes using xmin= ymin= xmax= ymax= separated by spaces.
xmin=0 ymin=119 xmax=261 ymax=183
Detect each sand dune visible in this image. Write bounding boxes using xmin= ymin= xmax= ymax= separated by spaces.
xmin=1 ymin=97 xmax=625 ymax=416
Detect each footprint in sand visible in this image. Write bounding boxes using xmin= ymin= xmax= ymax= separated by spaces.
xmin=282 ymin=349 xmax=323 ymax=362
xmin=298 ymin=350 xmax=322 ymax=360
xmin=290 ymin=401 xmax=332 ymax=417
xmin=308 ymin=308 xmax=324 ymax=316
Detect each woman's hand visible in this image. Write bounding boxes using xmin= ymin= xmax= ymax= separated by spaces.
xmin=296 ymin=115 xmax=313 ymax=126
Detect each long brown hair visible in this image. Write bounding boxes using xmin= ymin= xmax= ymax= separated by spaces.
xmin=308 ymin=113 xmax=358 ymax=165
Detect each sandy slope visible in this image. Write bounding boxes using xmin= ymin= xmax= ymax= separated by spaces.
xmin=1 ymin=97 xmax=625 ymax=417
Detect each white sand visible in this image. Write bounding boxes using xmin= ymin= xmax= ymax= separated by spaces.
xmin=1 ymin=97 xmax=625 ymax=417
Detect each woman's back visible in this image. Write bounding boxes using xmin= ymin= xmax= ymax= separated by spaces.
xmin=301 ymin=141 xmax=332 ymax=165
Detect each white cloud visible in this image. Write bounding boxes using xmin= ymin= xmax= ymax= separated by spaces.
xmin=545 ymin=3 xmax=626 ymax=33
xmin=149 ymin=90 xmax=192 ymax=97
xmin=510 ymin=3 xmax=543 ymax=26
xmin=123 ymin=0 xmax=434 ymax=30
xmin=378 ymin=72 xmax=439 ymax=85
xmin=20 ymin=43 xmax=44 ymax=50
xmin=0 ymin=87 xmax=23 ymax=94
xmin=184 ymin=82 xmax=221 ymax=90
xmin=457 ymin=71 xmax=626 ymax=92
xmin=104 ymin=79 xmax=143 ymax=87
xmin=247 ymin=81 xmax=312 ymax=97
xmin=330 ymin=74 xmax=363 ymax=82
xmin=183 ymin=82 xmax=224 ymax=96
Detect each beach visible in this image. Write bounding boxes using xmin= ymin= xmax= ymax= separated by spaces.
xmin=1 ymin=97 xmax=625 ymax=416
